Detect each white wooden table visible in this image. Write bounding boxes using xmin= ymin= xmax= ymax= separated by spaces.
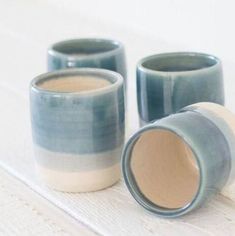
xmin=1 ymin=1 xmax=235 ymax=235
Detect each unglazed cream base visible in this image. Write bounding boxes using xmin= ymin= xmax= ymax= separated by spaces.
xmin=194 ymin=103 xmax=235 ymax=134
xmin=36 ymin=163 xmax=121 ymax=192
xmin=191 ymin=102 xmax=235 ymax=184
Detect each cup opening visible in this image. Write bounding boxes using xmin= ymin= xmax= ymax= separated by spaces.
xmin=130 ymin=129 xmax=200 ymax=210
xmin=141 ymin=53 xmax=219 ymax=72
xmin=52 ymin=39 xmax=121 ymax=56
xmin=32 ymin=69 xmax=122 ymax=94
xmin=36 ymin=75 xmax=111 ymax=93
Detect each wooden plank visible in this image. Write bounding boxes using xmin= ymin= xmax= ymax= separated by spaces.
xmin=0 ymin=167 xmax=97 ymax=236
xmin=0 ymin=83 xmax=235 ymax=235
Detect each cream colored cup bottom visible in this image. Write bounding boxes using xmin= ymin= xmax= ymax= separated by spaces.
xmin=36 ymin=163 xmax=120 ymax=192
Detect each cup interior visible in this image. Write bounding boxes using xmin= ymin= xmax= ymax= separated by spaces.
xmin=141 ymin=53 xmax=219 ymax=72
xmin=130 ymin=129 xmax=200 ymax=209
xmin=52 ymin=39 xmax=120 ymax=56
xmin=32 ymin=69 xmax=122 ymax=94
xmin=36 ymin=75 xmax=111 ymax=93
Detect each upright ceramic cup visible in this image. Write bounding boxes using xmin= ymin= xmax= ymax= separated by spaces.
xmin=48 ymin=38 xmax=127 ymax=88
xmin=137 ymin=52 xmax=224 ymax=125
xmin=30 ymin=68 xmax=125 ymax=192
xmin=122 ymin=102 xmax=235 ymax=217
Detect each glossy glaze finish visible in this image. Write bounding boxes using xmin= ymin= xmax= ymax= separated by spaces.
xmin=137 ymin=52 xmax=224 ymax=125
xmin=48 ymin=38 xmax=127 ymax=87
xmin=30 ymin=68 xmax=125 ymax=192
xmin=183 ymin=103 xmax=235 ymax=185
xmin=122 ymin=103 xmax=235 ymax=217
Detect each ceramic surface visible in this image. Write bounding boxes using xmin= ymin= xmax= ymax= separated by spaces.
xmin=48 ymin=38 xmax=127 ymax=87
xmin=122 ymin=102 xmax=235 ymax=217
xmin=30 ymin=68 xmax=125 ymax=192
xmin=137 ymin=52 xmax=224 ymax=125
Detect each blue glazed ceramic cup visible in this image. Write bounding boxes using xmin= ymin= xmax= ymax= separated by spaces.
xmin=122 ymin=102 xmax=235 ymax=217
xmin=48 ymin=38 xmax=127 ymax=88
xmin=30 ymin=68 xmax=125 ymax=192
xmin=137 ymin=52 xmax=224 ymax=125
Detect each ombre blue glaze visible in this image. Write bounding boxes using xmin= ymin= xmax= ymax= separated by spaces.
xmin=137 ymin=52 xmax=224 ymax=125
xmin=122 ymin=108 xmax=231 ymax=217
xmin=181 ymin=103 xmax=235 ymax=184
xmin=48 ymin=38 xmax=127 ymax=87
xmin=30 ymin=68 xmax=124 ymax=192
xmin=31 ymin=69 xmax=124 ymax=155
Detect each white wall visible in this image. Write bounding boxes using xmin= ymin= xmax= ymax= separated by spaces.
xmin=1 ymin=0 xmax=235 ymax=131
xmin=46 ymin=0 xmax=235 ymax=58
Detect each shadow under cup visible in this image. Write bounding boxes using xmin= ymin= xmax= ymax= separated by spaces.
xmin=137 ymin=52 xmax=224 ymax=125
xmin=30 ymin=68 xmax=125 ymax=192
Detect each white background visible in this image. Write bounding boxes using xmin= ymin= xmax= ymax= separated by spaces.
xmin=1 ymin=1 xmax=235 ymax=235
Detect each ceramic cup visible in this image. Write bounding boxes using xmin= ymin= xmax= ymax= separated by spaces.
xmin=47 ymin=38 xmax=127 ymax=88
xmin=30 ymin=68 xmax=125 ymax=192
xmin=122 ymin=102 xmax=235 ymax=217
xmin=137 ymin=52 xmax=224 ymax=125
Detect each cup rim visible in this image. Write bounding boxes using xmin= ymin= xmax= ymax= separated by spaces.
xmin=121 ymin=123 xmax=204 ymax=218
xmin=30 ymin=68 xmax=123 ymax=96
xmin=137 ymin=52 xmax=221 ymax=75
xmin=48 ymin=38 xmax=124 ymax=60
